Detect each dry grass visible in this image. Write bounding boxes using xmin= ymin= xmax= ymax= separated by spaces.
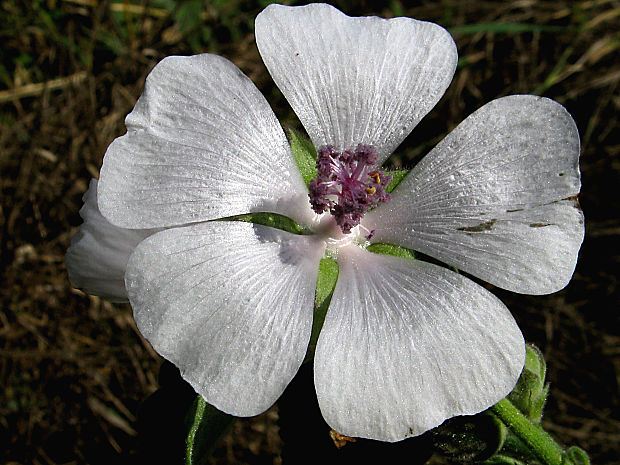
xmin=1 ymin=1 xmax=618 ymax=464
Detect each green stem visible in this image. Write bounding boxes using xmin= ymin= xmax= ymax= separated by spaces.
xmin=491 ymin=398 xmax=564 ymax=465
xmin=185 ymin=396 xmax=207 ymax=465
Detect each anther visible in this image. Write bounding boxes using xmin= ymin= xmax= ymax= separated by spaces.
xmin=308 ymin=144 xmax=392 ymax=234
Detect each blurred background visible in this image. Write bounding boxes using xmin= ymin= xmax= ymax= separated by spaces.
xmin=1 ymin=0 xmax=618 ymax=464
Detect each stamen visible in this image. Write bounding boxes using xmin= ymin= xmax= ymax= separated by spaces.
xmin=358 ymin=223 xmax=376 ymax=241
xmin=308 ymin=144 xmax=392 ymax=234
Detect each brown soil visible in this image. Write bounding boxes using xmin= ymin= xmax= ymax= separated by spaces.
xmin=1 ymin=1 xmax=618 ymax=464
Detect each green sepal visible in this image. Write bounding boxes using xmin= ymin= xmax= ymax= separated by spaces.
xmin=384 ymin=169 xmax=409 ymax=193
xmin=304 ymin=257 xmax=339 ymax=362
xmin=366 ymin=242 xmax=416 ymax=260
xmin=216 ymin=212 xmax=306 ymax=235
xmin=185 ymin=395 xmax=235 ymax=465
xmin=562 ymin=446 xmax=590 ymax=465
xmin=431 ymin=411 xmax=507 ymax=462
xmin=314 ymin=257 xmax=339 ymax=311
xmin=288 ymin=128 xmax=317 ymax=186
xmin=507 ymin=344 xmax=549 ymax=423
xmin=286 ymin=128 xmax=409 ymax=193
xmin=496 ymin=431 xmax=543 ymax=463
xmin=532 ymin=383 xmax=550 ymax=422
xmin=482 ymin=454 xmax=528 ymax=465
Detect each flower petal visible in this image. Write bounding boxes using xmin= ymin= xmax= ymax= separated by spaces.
xmin=363 ymin=95 xmax=584 ymax=294
xmin=66 ymin=179 xmax=154 ymax=302
xmin=314 ymin=246 xmax=525 ymax=442
xmin=255 ymin=3 xmax=457 ymax=163
xmin=126 ymin=221 xmax=324 ymax=416
xmin=98 ymin=54 xmax=313 ymax=229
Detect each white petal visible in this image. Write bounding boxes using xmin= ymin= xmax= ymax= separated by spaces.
xmin=126 ymin=221 xmax=324 ymax=416
xmin=364 ymin=95 xmax=584 ymax=294
xmin=98 ymin=54 xmax=313 ymax=229
xmin=314 ymin=246 xmax=525 ymax=442
xmin=256 ymin=3 xmax=457 ymax=162
xmin=66 ymin=179 xmax=154 ymax=302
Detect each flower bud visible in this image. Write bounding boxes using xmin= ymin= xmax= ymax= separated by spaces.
xmin=563 ymin=446 xmax=590 ymax=465
xmin=507 ymin=344 xmax=549 ymax=422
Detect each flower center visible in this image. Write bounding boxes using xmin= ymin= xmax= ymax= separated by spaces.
xmin=308 ymin=144 xmax=392 ymax=235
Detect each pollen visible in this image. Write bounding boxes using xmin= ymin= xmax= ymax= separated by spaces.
xmin=308 ymin=144 xmax=392 ymax=234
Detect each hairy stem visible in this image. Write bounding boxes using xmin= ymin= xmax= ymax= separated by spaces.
xmin=491 ymin=398 xmax=564 ymax=465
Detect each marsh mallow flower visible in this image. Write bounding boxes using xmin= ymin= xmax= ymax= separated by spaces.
xmin=66 ymin=3 xmax=584 ymax=442
xmin=66 ymin=179 xmax=156 ymax=302
xmin=309 ymin=144 xmax=392 ymax=235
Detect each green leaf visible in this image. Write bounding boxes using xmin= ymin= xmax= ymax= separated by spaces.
xmin=288 ymin=128 xmax=317 ymax=186
xmin=366 ymin=242 xmax=416 ymax=260
xmin=185 ymin=395 xmax=235 ymax=465
xmin=384 ymin=169 xmax=409 ymax=193
xmin=388 ymin=0 xmax=405 ymax=18
xmin=152 ymin=0 xmax=177 ymax=11
xmin=175 ymin=0 xmax=203 ymax=33
xmin=448 ymin=22 xmax=570 ymax=35
xmin=96 ymin=29 xmax=127 ymax=55
xmin=304 ymin=257 xmax=339 ymax=362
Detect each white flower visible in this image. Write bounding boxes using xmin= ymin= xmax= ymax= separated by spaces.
xmin=66 ymin=3 xmax=584 ymax=442
xmin=66 ymin=179 xmax=155 ymax=302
